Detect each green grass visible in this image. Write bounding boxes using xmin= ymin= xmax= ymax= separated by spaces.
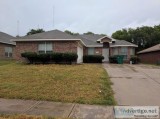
xmin=0 ymin=60 xmax=116 ymax=105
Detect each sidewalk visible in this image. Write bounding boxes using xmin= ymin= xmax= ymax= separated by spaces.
xmin=0 ymin=98 xmax=114 ymax=119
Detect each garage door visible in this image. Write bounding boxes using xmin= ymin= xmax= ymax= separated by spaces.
xmin=77 ymin=46 xmax=83 ymax=63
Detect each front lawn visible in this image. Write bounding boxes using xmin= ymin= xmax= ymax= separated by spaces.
xmin=0 ymin=60 xmax=115 ymax=105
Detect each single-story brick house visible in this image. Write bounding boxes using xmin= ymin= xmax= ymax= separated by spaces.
xmin=137 ymin=44 xmax=160 ymax=64
xmin=0 ymin=32 xmax=16 ymax=59
xmin=12 ymin=30 xmax=137 ymax=63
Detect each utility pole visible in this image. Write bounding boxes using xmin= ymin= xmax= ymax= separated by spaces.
xmin=53 ymin=6 xmax=54 ymax=29
xmin=17 ymin=20 xmax=19 ymax=37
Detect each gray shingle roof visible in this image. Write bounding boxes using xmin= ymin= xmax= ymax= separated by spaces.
xmin=14 ymin=30 xmax=80 ymax=40
xmin=78 ymin=34 xmax=103 ymax=46
xmin=12 ymin=29 xmax=137 ymax=47
xmin=138 ymin=44 xmax=160 ymax=54
xmin=110 ymin=40 xmax=138 ymax=47
xmin=0 ymin=32 xmax=15 ymax=45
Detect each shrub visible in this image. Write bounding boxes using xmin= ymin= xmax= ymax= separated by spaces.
xmin=50 ymin=53 xmax=63 ymax=63
xmin=21 ymin=52 xmax=37 ymax=64
xmin=130 ymin=56 xmax=140 ymax=64
xmin=83 ymin=55 xmax=104 ymax=63
xmin=109 ymin=56 xmax=117 ymax=63
xmin=21 ymin=52 xmax=78 ymax=64
xmin=37 ymin=53 xmax=50 ymax=64
xmin=63 ymin=52 xmax=78 ymax=64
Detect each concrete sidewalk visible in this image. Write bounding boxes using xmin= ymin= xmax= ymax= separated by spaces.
xmin=0 ymin=98 xmax=114 ymax=119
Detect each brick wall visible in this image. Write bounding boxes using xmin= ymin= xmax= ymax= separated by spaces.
xmin=13 ymin=42 xmax=38 ymax=60
xmin=53 ymin=41 xmax=77 ymax=53
xmin=138 ymin=51 xmax=160 ymax=64
xmin=13 ymin=41 xmax=78 ymax=61
xmin=0 ymin=43 xmax=15 ymax=59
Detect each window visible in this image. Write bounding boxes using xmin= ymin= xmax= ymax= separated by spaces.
xmin=120 ymin=47 xmax=128 ymax=60
xmin=38 ymin=42 xmax=53 ymax=54
xmin=130 ymin=48 xmax=135 ymax=56
xmin=5 ymin=47 xmax=13 ymax=57
xmin=113 ymin=48 xmax=118 ymax=55
xmin=88 ymin=48 xmax=95 ymax=55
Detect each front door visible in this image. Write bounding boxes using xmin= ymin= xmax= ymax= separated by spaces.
xmin=102 ymin=48 xmax=109 ymax=62
xmin=77 ymin=46 xmax=83 ymax=63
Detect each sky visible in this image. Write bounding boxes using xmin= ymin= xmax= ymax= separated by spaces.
xmin=0 ymin=0 xmax=160 ymax=37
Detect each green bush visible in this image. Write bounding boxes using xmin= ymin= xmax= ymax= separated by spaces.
xmin=50 ymin=53 xmax=63 ymax=63
xmin=21 ymin=52 xmax=78 ymax=64
xmin=83 ymin=55 xmax=104 ymax=63
xmin=63 ymin=52 xmax=78 ymax=64
xmin=109 ymin=56 xmax=117 ymax=63
xmin=130 ymin=56 xmax=140 ymax=64
xmin=21 ymin=52 xmax=37 ymax=64
xmin=37 ymin=54 xmax=50 ymax=64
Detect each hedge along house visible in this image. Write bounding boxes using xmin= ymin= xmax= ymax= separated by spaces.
xmin=12 ymin=30 xmax=137 ymax=63
xmin=0 ymin=32 xmax=16 ymax=59
xmin=137 ymin=44 xmax=160 ymax=64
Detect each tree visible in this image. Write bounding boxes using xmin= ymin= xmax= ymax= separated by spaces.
xmin=27 ymin=29 xmax=45 ymax=35
xmin=65 ymin=30 xmax=79 ymax=35
xmin=84 ymin=31 xmax=94 ymax=35
xmin=112 ymin=25 xmax=160 ymax=52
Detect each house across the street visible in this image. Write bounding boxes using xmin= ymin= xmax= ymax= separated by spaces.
xmin=0 ymin=32 xmax=16 ymax=59
xmin=11 ymin=30 xmax=137 ymax=63
xmin=137 ymin=44 xmax=160 ymax=64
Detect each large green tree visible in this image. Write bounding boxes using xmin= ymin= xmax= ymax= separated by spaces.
xmin=27 ymin=29 xmax=45 ymax=35
xmin=112 ymin=25 xmax=160 ymax=51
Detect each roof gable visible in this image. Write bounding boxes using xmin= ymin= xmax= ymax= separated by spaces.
xmin=0 ymin=32 xmax=15 ymax=45
xmin=138 ymin=44 xmax=160 ymax=54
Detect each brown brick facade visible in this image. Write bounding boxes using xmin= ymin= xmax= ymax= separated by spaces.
xmin=0 ymin=43 xmax=15 ymax=59
xmin=13 ymin=41 xmax=78 ymax=61
xmin=138 ymin=51 xmax=160 ymax=64
xmin=53 ymin=41 xmax=77 ymax=53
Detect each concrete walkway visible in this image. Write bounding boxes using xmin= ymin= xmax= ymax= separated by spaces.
xmin=103 ymin=63 xmax=160 ymax=106
xmin=0 ymin=98 xmax=114 ymax=119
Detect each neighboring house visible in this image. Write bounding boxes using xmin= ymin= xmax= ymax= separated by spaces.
xmin=137 ymin=44 xmax=160 ymax=64
xmin=0 ymin=32 xmax=16 ymax=59
xmin=12 ymin=30 xmax=137 ymax=63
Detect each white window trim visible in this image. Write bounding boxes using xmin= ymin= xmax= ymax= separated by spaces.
xmin=38 ymin=42 xmax=52 ymax=54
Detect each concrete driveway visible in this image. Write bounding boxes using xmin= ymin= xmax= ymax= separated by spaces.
xmin=103 ymin=64 xmax=160 ymax=106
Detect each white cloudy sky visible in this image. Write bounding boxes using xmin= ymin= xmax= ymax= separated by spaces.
xmin=0 ymin=0 xmax=160 ymax=36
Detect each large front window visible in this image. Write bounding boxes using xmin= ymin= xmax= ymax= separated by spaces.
xmin=112 ymin=47 xmax=118 ymax=55
xmin=120 ymin=47 xmax=128 ymax=60
xmin=38 ymin=42 xmax=53 ymax=54
xmin=88 ymin=48 xmax=95 ymax=55
xmin=5 ymin=47 xmax=13 ymax=57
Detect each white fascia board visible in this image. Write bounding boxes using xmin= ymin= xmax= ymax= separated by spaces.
xmin=11 ymin=39 xmax=81 ymax=42
xmin=97 ymin=36 xmax=114 ymax=42
xmin=11 ymin=39 xmax=87 ymax=47
xmin=110 ymin=45 xmax=138 ymax=47
xmin=0 ymin=41 xmax=16 ymax=45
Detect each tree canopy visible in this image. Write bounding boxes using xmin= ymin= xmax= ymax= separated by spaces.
xmin=27 ymin=29 xmax=45 ymax=36
xmin=112 ymin=25 xmax=160 ymax=51
xmin=64 ymin=30 xmax=79 ymax=35
xmin=84 ymin=31 xmax=94 ymax=35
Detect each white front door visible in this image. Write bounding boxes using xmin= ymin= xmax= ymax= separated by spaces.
xmin=102 ymin=48 xmax=109 ymax=62
xmin=77 ymin=46 xmax=83 ymax=63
